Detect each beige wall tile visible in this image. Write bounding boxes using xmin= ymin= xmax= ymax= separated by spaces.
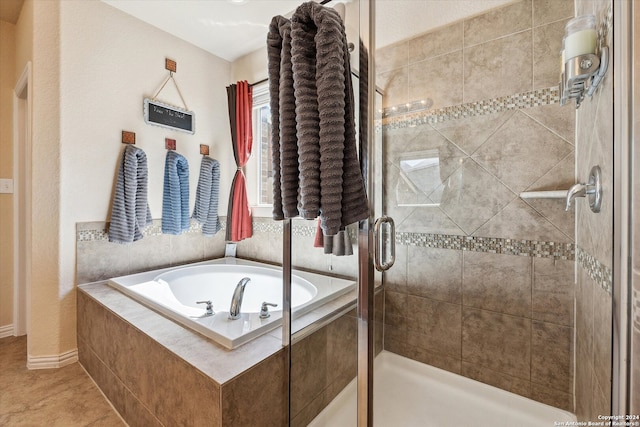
xmin=592 ymin=284 xmax=612 ymax=401
xmin=408 ymin=51 xmax=463 ymax=110
xmin=406 ymin=295 xmax=462 ymax=357
xmin=533 ymin=19 xmax=569 ymax=89
xmin=524 ymin=102 xmax=576 ymax=145
xmin=436 ymin=159 xmax=515 ymax=235
xmin=222 ymin=351 xmax=286 ymax=427
xmin=128 ymin=233 xmax=172 ymax=274
xmin=77 ymin=240 xmax=130 ymax=284
xmin=471 ymin=111 xmax=573 ymax=194
xmin=385 ymin=330 xmax=462 ymax=374
xmin=170 ymin=233 xmax=204 ymax=266
xmin=531 ymin=321 xmax=573 ymax=393
xmin=533 ymin=0 xmax=574 ymax=26
xmin=530 ymin=383 xmax=573 ymax=412
xmin=408 ymin=22 xmax=463 ymax=64
xmin=575 ymin=338 xmax=594 ymax=421
xmin=464 ymin=0 xmax=532 ymax=47
xmin=406 ymin=246 xmax=462 ymax=303
xmin=473 ymin=198 xmax=570 ymax=242
xmin=291 ymin=326 xmax=328 ymax=417
xmin=462 ymin=307 xmax=531 ymax=380
xmin=523 ymin=153 xmax=576 ymax=241
xmin=376 ymin=41 xmax=408 ymax=74
xmin=576 ymin=267 xmax=595 ymax=357
xmin=433 ymin=111 xmax=515 ymax=156
xmin=532 ymin=258 xmax=574 ymax=326
xmin=462 ymin=252 xmax=532 ymax=317
xmin=378 ymin=67 xmax=408 ymax=108
xmin=463 ymin=31 xmax=533 ymax=103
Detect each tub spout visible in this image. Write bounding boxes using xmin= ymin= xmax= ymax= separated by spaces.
xmin=229 ymin=277 xmax=251 ymax=320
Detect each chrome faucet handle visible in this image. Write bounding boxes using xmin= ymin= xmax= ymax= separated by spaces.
xmin=259 ymin=302 xmax=278 ymax=319
xmin=565 ymin=165 xmax=602 ymax=213
xmin=196 ymin=300 xmax=215 ymax=316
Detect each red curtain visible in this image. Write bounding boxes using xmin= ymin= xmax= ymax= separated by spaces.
xmin=226 ymin=81 xmax=253 ymax=242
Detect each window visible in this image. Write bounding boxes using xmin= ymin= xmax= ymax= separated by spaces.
xmin=247 ymin=82 xmax=273 ymax=212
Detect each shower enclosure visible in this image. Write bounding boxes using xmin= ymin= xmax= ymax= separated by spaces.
xmin=254 ymin=0 xmax=634 ymax=425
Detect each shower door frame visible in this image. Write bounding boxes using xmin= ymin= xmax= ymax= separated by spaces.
xmin=612 ymin=0 xmax=634 ymax=416
xmin=357 ymin=0 xmax=376 ymax=426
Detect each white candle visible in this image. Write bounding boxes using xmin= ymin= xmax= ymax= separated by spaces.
xmin=564 ymin=29 xmax=597 ymax=59
xmin=564 ymin=15 xmax=597 ymax=60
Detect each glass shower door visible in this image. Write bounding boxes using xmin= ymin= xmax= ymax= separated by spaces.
xmin=371 ymin=0 xmax=616 ymax=425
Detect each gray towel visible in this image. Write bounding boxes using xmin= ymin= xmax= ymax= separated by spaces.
xmin=268 ymin=16 xmax=300 ymax=220
xmin=192 ymin=156 xmax=221 ymax=236
xmin=108 ymin=144 xmax=152 ymax=244
xmin=162 ymin=151 xmax=190 ymax=235
xmin=281 ymin=2 xmax=369 ymax=236
xmin=324 ymin=229 xmax=354 ymax=256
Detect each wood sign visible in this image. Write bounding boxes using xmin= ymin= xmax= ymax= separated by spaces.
xmin=143 ymin=98 xmax=195 ymax=134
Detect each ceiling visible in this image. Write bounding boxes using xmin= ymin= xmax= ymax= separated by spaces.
xmin=1 ymin=0 xmax=516 ymax=60
xmin=103 ymin=0 xmax=513 ymax=63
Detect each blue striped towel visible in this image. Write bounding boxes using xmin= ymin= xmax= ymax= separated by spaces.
xmin=162 ymin=151 xmax=190 ymax=235
xmin=192 ymin=156 xmax=222 ymax=236
xmin=108 ymin=145 xmax=152 ymax=244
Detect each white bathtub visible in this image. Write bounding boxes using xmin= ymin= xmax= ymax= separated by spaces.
xmin=107 ymin=258 xmax=355 ymax=349
xmin=309 ymin=351 xmax=577 ymax=427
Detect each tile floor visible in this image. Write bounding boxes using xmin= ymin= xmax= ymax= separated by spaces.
xmin=0 ymin=336 xmax=125 ymax=426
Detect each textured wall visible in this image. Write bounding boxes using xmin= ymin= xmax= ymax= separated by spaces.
xmin=53 ymin=0 xmax=232 ymax=356
xmin=0 ymin=20 xmax=16 ymax=331
xmin=377 ymin=0 xmax=576 ymax=411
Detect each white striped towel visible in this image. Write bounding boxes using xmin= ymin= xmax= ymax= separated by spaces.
xmin=192 ymin=156 xmax=222 ymax=236
xmin=162 ymin=151 xmax=190 ymax=235
xmin=108 ymin=145 xmax=152 ymax=244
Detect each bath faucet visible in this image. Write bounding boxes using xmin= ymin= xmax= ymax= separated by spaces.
xmin=229 ymin=277 xmax=251 ymax=320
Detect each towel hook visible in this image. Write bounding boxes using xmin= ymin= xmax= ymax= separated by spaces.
xmin=200 ymin=144 xmax=210 ymax=156
xmin=165 ymin=138 xmax=176 ymax=151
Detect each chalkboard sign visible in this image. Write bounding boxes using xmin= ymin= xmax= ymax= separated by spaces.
xmin=143 ymin=98 xmax=195 ymax=134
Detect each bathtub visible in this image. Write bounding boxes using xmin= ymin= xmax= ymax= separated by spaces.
xmin=107 ymin=258 xmax=355 ymax=349
xmin=308 ymin=351 xmax=577 ymax=427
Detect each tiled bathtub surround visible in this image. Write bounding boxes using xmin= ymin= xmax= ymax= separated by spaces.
xmin=376 ymin=0 xmax=576 ymax=412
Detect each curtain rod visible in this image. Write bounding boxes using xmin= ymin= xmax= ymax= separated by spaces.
xmin=250 ymin=78 xmax=268 ymax=87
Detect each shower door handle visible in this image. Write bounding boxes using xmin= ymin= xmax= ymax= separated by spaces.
xmin=374 ymin=216 xmax=395 ymax=272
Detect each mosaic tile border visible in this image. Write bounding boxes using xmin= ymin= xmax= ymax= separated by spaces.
xmin=576 ymin=246 xmax=613 ymax=295
xmin=396 ymin=232 xmax=574 ymax=260
xmin=77 ymin=220 xmax=573 ymax=261
xmin=377 ymin=86 xmax=560 ymax=132
xmin=77 ymin=219 xmax=227 ymax=242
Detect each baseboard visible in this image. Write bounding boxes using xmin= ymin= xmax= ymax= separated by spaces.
xmin=27 ymin=348 xmax=78 ymax=369
xmin=0 ymin=324 xmax=13 ymax=338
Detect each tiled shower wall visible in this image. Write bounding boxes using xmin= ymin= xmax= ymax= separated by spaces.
xmin=574 ymin=0 xmax=614 ymax=421
xmin=377 ymin=0 xmax=576 ymax=411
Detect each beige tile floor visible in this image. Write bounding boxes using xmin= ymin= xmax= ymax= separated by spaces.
xmin=0 ymin=336 xmax=125 ymax=426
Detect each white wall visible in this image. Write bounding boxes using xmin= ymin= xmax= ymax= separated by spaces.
xmin=48 ymin=0 xmax=232 ymax=355
xmin=0 ymin=20 xmax=16 ymax=330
